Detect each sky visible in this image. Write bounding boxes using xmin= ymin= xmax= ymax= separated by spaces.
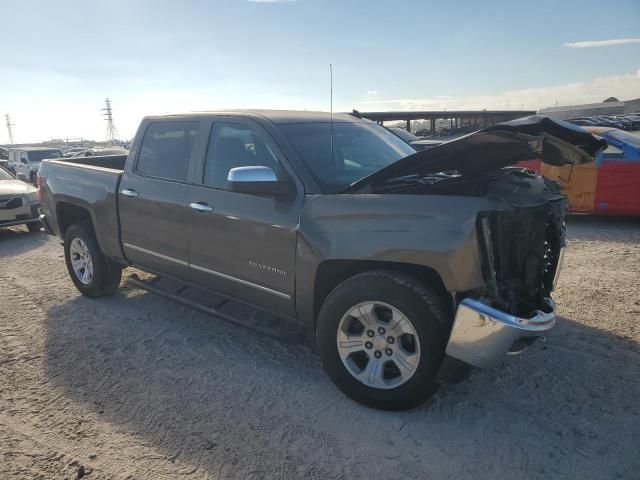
xmin=0 ymin=0 xmax=639 ymax=143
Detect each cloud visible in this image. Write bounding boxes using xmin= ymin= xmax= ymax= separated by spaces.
xmin=354 ymin=68 xmax=640 ymax=112
xmin=367 ymin=90 xmax=378 ymax=95
xmin=564 ymin=38 xmax=640 ymax=48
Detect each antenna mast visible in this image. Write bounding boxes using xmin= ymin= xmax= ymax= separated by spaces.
xmin=5 ymin=114 xmax=15 ymax=144
xmin=329 ymin=64 xmax=334 ymax=163
xmin=102 ymin=98 xmax=119 ymax=142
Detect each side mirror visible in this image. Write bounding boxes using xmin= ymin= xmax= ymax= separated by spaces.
xmin=227 ymin=166 xmax=291 ymax=197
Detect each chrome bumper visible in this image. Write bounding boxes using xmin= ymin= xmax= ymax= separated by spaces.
xmin=445 ymin=297 xmax=556 ymax=369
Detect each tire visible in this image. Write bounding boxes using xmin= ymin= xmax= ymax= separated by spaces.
xmin=64 ymin=222 xmax=122 ymax=297
xmin=26 ymin=221 xmax=41 ymax=233
xmin=316 ymin=270 xmax=450 ymax=411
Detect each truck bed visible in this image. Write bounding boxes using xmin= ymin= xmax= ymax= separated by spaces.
xmin=38 ymin=155 xmax=127 ymax=262
xmin=51 ymin=154 xmax=128 ymax=171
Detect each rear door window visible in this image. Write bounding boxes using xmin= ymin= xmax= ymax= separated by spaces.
xmin=136 ymin=121 xmax=200 ymax=182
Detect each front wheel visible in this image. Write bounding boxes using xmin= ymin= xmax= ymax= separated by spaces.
xmin=64 ymin=222 xmax=122 ymax=297
xmin=316 ymin=270 xmax=450 ymax=411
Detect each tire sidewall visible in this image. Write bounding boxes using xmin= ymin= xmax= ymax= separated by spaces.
xmin=317 ymin=273 xmax=447 ymax=410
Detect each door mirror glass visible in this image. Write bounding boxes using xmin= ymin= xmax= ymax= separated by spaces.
xmin=227 ymin=166 xmax=290 ymax=197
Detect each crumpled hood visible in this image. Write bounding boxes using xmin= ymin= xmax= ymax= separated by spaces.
xmin=344 ymin=115 xmax=607 ymax=193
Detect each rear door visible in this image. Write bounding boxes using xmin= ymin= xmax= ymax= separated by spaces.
xmin=188 ymin=117 xmax=303 ymax=316
xmin=119 ymin=120 xmax=204 ymax=281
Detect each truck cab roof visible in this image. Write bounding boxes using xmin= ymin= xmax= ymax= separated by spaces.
xmin=142 ymin=110 xmax=363 ymax=124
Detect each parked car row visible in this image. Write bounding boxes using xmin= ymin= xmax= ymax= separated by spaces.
xmin=567 ymin=113 xmax=640 ymax=131
xmin=386 ymin=127 xmax=443 ymax=150
xmin=0 ymin=145 xmax=130 ymax=185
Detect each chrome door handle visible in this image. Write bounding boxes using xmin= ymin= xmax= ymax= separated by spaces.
xmin=189 ymin=202 xmax=213 ymax=213
xmin=120 ymin=188 xmax=139 ymax=198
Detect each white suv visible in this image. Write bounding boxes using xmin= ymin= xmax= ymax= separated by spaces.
xmin=8 ymin=147 xmax=63 ymax=184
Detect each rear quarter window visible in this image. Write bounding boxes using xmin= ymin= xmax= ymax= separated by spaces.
xmin=136 ymin=121 xmax=200 ymax=181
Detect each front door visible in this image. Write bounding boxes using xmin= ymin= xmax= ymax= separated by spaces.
xmin=188 ymin=118 xmax=302 ymax=316
xmin=119 ymin=120 xmax=203 ymax=281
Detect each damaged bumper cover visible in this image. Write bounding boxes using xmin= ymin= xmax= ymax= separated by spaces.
xmin=445 ymin=297 xmax=556 ymax=369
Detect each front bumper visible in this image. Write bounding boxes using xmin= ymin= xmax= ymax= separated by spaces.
xmin=445 ymin=297 xmax=556 ymax=369
xmin=0 ymin=201 xmax=41 ymax=228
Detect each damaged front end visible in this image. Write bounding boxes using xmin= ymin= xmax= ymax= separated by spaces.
xmin=344 ymin=115 xmax=605 ymax=369
xmin=444 ymin=191 xmax=567 ymax=368
xmin=476 ymin=196 xmax=566 ymax=317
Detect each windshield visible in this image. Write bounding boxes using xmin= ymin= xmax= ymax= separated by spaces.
xmin=280 ymin=121 xmax=416 ymax=192
xmin=608 ymin=130 xmax=640 ymax=148
xmin=0 ymin=168 xmax=14 ymax=180
xmin=27 ymin=150 xmax=62 ymax=162
xmin=389 ymin=127 xmax=419 ymax=142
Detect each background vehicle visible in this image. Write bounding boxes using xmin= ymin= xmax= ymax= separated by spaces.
xmin=386 ymin=127 xmax=443 ymax=150
xmin=71 ymin=147 xmax=129 ymax=157
xmin=38 ymin=112 xmax=603 ymax=410
xmin=568 ymin=119 xmax=597 ymax=127
xmin=0 ymin=147 xmax=8 ymax=170
xmin=8 ymin=147 xmax=63 ymax=184
xmin=63 ymin=147 xmax=87 ymax=157
xmin=0 ymin=166 xmax=41 ymax=232
xmin=519 ymin=127 xmax=640 ymax=215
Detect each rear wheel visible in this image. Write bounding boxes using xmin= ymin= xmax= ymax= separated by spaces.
xmin=317 ymin=270 xmax=450 ymax=411
xmin=64 ymin=222 xmax=122 ymax=297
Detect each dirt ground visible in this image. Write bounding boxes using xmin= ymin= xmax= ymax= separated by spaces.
xmin=1 ymin=216 xmax=639 ymax=479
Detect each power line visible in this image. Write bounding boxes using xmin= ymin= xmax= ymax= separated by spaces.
xmin=5 ymin=114 xmax=15 ymax=144
xmin=102 ymin=98 xmax=119 ymax=142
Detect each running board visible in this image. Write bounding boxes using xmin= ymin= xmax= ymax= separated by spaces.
xmin=127 ymin=274 xmax=304 ymax=344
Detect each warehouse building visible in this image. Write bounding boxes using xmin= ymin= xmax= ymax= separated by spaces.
xmin=539 ymin=97 xmax=640 ymax=120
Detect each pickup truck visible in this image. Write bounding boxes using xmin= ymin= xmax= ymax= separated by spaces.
xmin=38 ymin=111 xmax=605 ymax=410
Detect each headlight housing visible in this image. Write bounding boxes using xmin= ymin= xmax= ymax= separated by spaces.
xmin=28 ymin=191 xmax=39 ymax=204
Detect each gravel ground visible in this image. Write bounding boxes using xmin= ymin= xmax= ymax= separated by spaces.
xmin=1 ymin=216 xmax=639 ymax=479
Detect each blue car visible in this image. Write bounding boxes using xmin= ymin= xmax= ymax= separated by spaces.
xmin=583 ymin=127 xmax=640 ymax=163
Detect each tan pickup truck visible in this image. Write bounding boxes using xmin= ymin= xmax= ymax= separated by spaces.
xmin=38 ymin=111 xmax=605 ymax=410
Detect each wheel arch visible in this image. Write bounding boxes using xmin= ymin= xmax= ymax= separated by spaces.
xmin=56 ymin=201 xmax=93 ymax=236
xmin=313 ymin=259 xmax=452 ymax=330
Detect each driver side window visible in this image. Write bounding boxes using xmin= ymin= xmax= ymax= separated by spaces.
xmin=203 ymin=122 xmax=278 ymax=189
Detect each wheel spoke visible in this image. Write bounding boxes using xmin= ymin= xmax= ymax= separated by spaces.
xmin=358 ymin=357 xmax=385 ymax=388
xmin=393 ymin=348 xmax=419 ymax=378
xmin=337 ymin=330 xmax=365 ymax=357
xmin=390 ymin=314 xmax=411 ymax=335
xmin=354 ymin=304 xmax=379 ymax=329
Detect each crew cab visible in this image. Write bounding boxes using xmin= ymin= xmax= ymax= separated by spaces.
xmin=38 ymin=111 xmax=605 ymax=410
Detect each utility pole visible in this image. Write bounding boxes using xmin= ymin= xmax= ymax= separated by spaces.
xmin=102 ymin=98 xmax=119 ymax=142
xmin=5 ymin=114 xmax=15 ymax=144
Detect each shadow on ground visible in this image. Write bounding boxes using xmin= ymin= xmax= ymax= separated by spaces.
xmin=0 ymin=226 xmax=48 ymax=258
xmin=42 ymin=284 xmax=640 ymax=479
